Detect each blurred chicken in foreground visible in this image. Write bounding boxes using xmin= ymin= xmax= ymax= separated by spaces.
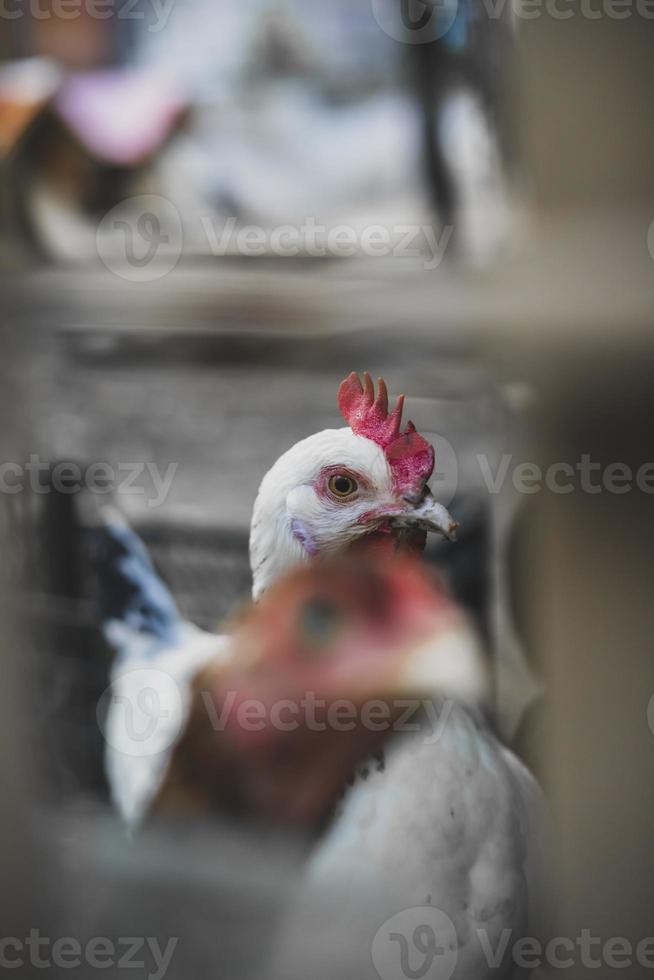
xmin=151 ymin=555 xmax=547 ymax=975
xmin=151 ymin=555 xmax=485 ymax=826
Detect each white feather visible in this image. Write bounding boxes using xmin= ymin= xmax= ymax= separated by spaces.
xmin=104 ymin=627 xmax=230 ymax=825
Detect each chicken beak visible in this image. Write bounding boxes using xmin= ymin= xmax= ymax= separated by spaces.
xmin=394 ymin=491 xmax=459 ymax=542
xmin=392 ymin=619 xmax=489 ymax=705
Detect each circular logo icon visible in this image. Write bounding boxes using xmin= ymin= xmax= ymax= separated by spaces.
xmin=96 ymin=194 xmax=183 ymax=282
xmin=371 ymin=0 xmax=459 ymax=44
xmin=372 ymin=906 xmax=458 ymax=980
xmin=97 ymin=667 xmax=185 ymax=758
xmin=429 ymin=432 xmax=458 ymax=508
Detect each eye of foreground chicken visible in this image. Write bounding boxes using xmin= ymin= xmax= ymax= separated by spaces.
xmin=328 ymin=474 xmax=357 ymax=498
xmin=297 ymin=597 xmax=340 ymax=650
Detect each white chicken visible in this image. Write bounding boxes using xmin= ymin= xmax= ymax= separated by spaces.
xmin=97 ymin=372 xmax=458 ymax=823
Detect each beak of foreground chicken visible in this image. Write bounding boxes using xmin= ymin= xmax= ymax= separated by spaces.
xmin=394 ymin=491 xmax=459 ymax=543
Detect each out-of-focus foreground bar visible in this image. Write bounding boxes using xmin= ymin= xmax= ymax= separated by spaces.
xmin=490 ymin=13 xmax=654 ymax=979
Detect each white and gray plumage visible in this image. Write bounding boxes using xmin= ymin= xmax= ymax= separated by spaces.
xmin=302 ymin=708 xmax=547 ymax=979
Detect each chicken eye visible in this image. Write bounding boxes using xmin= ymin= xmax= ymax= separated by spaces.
xmin=328 ymin=474 xmax=358 ymax=498
xmin=297 ymin=598 xmax=340 ymax=650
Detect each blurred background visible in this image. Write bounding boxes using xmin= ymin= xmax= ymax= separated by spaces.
xmin=0 ymin=0 xmax=516 ymax=264
xmin=1 ymin=0 xmax=654 ymax=977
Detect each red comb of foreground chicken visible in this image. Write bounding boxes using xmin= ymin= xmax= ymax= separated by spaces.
xmin=151 ymin=555 xmax=482 ymax=828
xmin=338 ymin=372 xmax=435 ymax=498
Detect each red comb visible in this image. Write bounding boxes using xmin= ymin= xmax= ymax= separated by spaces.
xmin=337 ymin=372 xmax=435 ymax=493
